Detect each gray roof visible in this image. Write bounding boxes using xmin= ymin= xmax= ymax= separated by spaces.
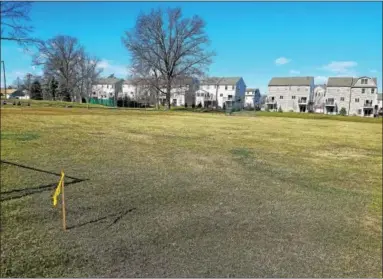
xmin=268 ymin=77 xmax=314 ymax=86
xmin=94 ymin=77 xmax=123 ymax=85
xmin=327 ymin=77 xmax=377 ymax=87
xmin=246 ymin=88 xmax=259 ymax=92
xmin=124 ymin=76 xmax=196 ymax=87
xmin=201 ymin=77 xmax=242 ymax=86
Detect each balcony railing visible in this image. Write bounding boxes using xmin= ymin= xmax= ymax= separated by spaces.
xmin=298 ymin=98 xmax=308 ymax=104
xmin=325 ymin=99 xmax=335 ymax=106
xmin=364 ymin=101 xmax=373 ymax=107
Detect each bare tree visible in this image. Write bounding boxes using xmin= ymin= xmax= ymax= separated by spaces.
xmin=0 ymin=2 xmax=40 ymax=48
xmin=122 ymin=7 xmax=215 ymax=109
xmin=33 ymin=35 xmax=85 ymax=102
xmin=78 ymin=55 xmax=103 ymax=107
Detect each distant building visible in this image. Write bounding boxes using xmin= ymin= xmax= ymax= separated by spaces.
xmin=0 ymin=88 xmax=17 ymax=99
xmin=91 ymin=77 xmax=123 ymax=106
xmin=325 ymin=76 xmax=378 ymax=117
xmin=313 ymin=85 xmax=326 ymax=113
xmin=266 ymin=77 xmax=315 ymax=112
xmin=8 ymin=89 xmax=30 ymax=100
xmin=159 ymin=77 xmax=199 ymax=107
xmin=199 ymin=77 xmax=246 ymax=109
xmin=244 ymin=88 xmax=261 ymax=109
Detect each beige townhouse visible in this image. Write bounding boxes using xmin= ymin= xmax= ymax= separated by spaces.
xmin=266 ymin=77 xmax=315 ymax=112
xmin=325 ymin=76 xmax=378 ymax=117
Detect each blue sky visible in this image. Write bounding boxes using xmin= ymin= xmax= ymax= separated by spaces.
xmin=1 ymin=1 xmax=382 ymax=93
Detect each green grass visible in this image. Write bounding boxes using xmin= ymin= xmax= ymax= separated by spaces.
xmin=1 ymin=99 xmax=108 ymax=109
xmin=235 ymin=110 xmax=383 ymax=123
xmin=1 ymin=107 xmax=382 ymax=277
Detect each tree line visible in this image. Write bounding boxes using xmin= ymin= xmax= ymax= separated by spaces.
xmin=1 ymin=2 xmax=215 ymax=109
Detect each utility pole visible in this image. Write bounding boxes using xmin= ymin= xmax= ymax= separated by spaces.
xmin=1 ymin=61 xmax=6 ymax=96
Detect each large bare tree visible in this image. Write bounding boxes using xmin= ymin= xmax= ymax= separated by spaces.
xmin=122 ymin=7 xmax=215 ymax=109
xmin=0 ymin=1 xmax=39 ymax=47
xmin=33 ymin=35 xmax=85 ymax=101
xmin=78 ymin=55 xmax=103 ymax=107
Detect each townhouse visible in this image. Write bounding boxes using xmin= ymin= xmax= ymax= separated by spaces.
xmin=377 ymin=93 xmax=382 ymax=113
xmin=244 ymin=88 xmax=261 ymax=109
xmin=91 ymin=77 xmax=123 ymax=106
xmin=199 ymin=77 xmax=246 ymax=109
xmin=266 ymin=77 xmax=315 ymax=112
xmin=313 ymin=84 xmax=326 ymax=113
xmin=158 ymin=77 xmax=199 ymax=107
xmin=325 ymin=76 xmax=378 ymax=117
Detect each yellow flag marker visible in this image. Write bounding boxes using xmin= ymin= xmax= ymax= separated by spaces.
xmin=53 ymin=170 xmax=64 ymax=207
xmin=53 ymin=170 xmax=67 ymax=231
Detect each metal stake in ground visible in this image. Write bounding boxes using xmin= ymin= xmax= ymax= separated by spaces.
xmin=61 ymin=170 xmax=67 ymax=231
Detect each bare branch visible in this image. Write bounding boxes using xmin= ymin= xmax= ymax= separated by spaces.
xmin=122 ymin=7 xmax=215 ymax=109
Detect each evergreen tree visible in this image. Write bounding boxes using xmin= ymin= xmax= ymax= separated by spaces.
xmin=30 ymin=80 xmax=43 ymax=100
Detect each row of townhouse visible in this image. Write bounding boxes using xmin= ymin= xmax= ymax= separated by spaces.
xmin=265 ymin=76 xmax=381 ymax=117
xmin=91 ymin=76 xmax=262 ymax=109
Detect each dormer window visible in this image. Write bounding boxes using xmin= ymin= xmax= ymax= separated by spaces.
xmin=361 ymin=78 xmax=368 ymax=84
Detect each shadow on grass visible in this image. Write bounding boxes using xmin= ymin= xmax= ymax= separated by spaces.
xmin=0 ymin=160 xmax=88 ymax=202
xmin=67 ymin=208 xmax=136 ymax=230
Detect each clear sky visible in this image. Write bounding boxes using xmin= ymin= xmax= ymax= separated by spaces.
xmin=1 ymin=1 xmax=382 ymax=93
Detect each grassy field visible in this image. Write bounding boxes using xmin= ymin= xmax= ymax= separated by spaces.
xmin=1 ymin=106 xmax=382 ymax=277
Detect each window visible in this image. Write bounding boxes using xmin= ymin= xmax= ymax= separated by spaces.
xmin=355 ymin=98 xmax=359 ymax=102
xmin=196 ymin=93 xmax=200 ymax=97
xmin=340 ymin=97 xmax=345 ymax=101
xmin=361 ymin=78 xmax=368 ymax=84
xmin=371 ymin=89 xmax=375 ymax=94
xmin=358 ymin=109 xmax=362 ymax=114
xmin=228 ymin=95 xmax=233 ymax=100
xmin=362 ymin=89 xmax=365 ymax=93
xmin=292 ymin=96 xmax=296 ymax=99
xmin=220 ymin=93 xmax=223 ymax=97
xmin=225 ymin=85 xmax=228 ymax=90
xmin=280 ymin=96 xmax=283 ymax=99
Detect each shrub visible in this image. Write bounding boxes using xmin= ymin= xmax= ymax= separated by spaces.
xmin=191 ymin=104 xmax=195 ymax=109
xmin=289 ymin=109 xmax=294 ymax=113
xmin=197 ymin=102 xmax=202 ymax=108
xmin=184 ymin=103 xmax=188 ymax=108
xmin=339 ymin=107 xmax=347 ymax=116
xmin=278 ymin=106 xmax=283 ymax=113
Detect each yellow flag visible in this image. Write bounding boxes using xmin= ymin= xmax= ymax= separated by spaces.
xmin=53 ymin=170 xmax=65 ymax=207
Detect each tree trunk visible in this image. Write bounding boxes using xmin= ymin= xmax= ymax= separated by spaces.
xmin=166 ymin=81 xmax=171 ymax=110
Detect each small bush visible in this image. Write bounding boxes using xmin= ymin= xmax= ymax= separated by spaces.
xmin=278 ymin=106 xmax=283 ymax=113
xmin=17 ymin=101 xmax=21 ymax=106
xmin=339 ymin=107 xmax=347 ymax=116
xmin=289 ymin=109 xmax=294 ymax=113
xmin=191 ymin=104 xmax=195 ymax=109
xmin=184 ymin=103 xmax=188 ymax=108
xmin=197 ymin=103 xmax=202 ymax=108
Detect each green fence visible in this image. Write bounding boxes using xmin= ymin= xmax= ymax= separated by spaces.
xmin=90 ymin=98 xmax=115 ymax=107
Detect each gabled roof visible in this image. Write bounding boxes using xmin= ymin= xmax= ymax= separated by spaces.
xmin=327 ymin=77 xmax=378 ymax=87
xmin=94 ymin=77 xmax=123 ymax=85
xmin=246 ymin=88 xmax=259 ymax=92
xmin=9 ymin=89 xmax=28 ymax=97
xmin=201 ymin=77 xmax=242 ymax=86
xmin=268 ymin=77 xmax=314 ymax=86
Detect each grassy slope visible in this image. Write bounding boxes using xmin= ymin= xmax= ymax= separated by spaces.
xmin=1 ymin=107 xmax=382 ymax=277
